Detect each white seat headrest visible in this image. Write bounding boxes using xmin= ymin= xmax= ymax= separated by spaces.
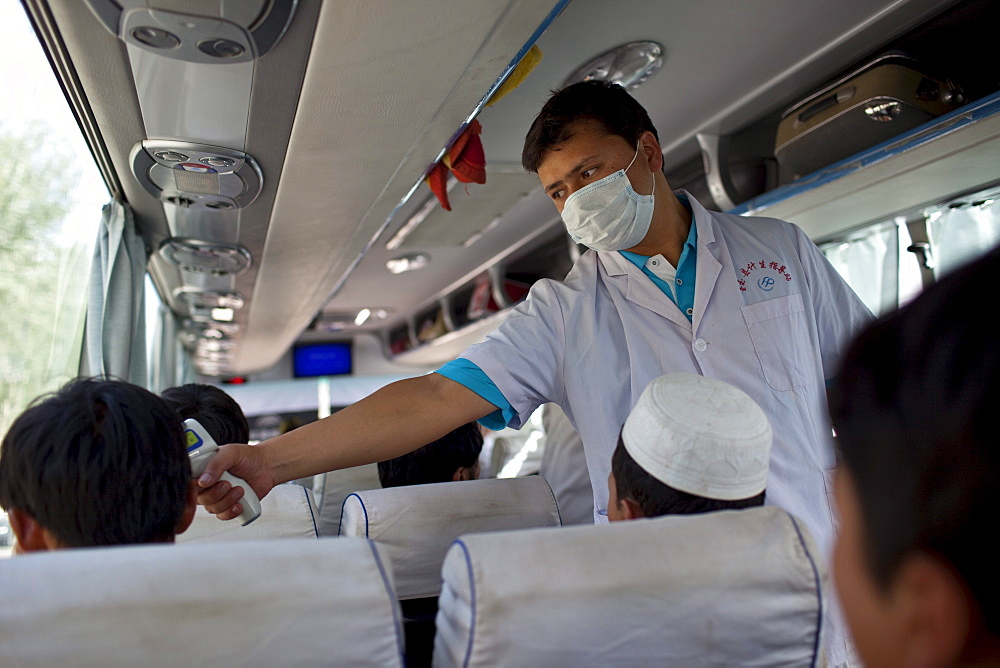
xmin=340 ymin=476 xmax=562 ymax=599
xmin=0 ymin=538 xmax=403 ymax=667
xmin=179 ymin=482 xmax=319 ymax=543
xmin=313 ymin=464 xmax=382 ymax=536
xmin=434 ymin=506 xmax=826 ymax=667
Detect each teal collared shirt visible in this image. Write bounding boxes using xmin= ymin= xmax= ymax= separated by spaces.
xmin=619 ymin=214 xmax=697 ymax=321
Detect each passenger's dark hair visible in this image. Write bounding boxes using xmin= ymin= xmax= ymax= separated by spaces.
xmin=161 ymin=383 xmax=249 ymax=445
xmin=829 ymin=245 xmax=1000 ymax=635
xmin=522 ymin=80 xmax=659 ymax=173
xmin=610 ymin=436 xmax=765 ymax=517
xmin=378 ymin=422 xmax=483 ymax=488
xmin=0 ymin=377 xmax=191 ymax=547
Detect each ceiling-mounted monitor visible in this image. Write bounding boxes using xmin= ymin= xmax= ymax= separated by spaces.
xmin=293 ymin=342 xmax=353 ymax=378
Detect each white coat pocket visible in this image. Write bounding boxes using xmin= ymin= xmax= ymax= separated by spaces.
xmin=740 ymin=293 xmax=813 ymax=391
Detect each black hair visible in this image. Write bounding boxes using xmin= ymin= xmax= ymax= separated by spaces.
xmin=610 ymin=436 xmax=765 ymax=518
xmin=522 ymin=80 xmax=659 ymax=173
xmin=378 ymin=422 xmax=483 ymax=488
xmin=0 ymin=377 xmax=191 ymax=546
xmin=161 ymin=383 xmax=249 ymax=445
xmin=829 ymin=245 xmax=1000 ymax=634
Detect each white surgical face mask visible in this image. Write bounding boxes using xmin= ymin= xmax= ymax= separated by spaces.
xmin=560 ymin=142 xmax=655 ymax=252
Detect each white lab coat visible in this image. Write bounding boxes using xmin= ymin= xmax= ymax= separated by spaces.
xmin=460 ymin=192 xmax=872 ymax=663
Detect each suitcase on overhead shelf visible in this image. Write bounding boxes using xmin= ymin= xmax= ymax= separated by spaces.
xmin=775 ymin=52 xmax=965 ymax=182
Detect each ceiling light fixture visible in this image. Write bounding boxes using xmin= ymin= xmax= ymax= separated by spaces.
xmin=562 ymin=41 xmax=665 ymax=90
xmin=386 ymin=252 xmax=430 ymax=275
xmin=354 ymin=309 xmax=372 ymax=326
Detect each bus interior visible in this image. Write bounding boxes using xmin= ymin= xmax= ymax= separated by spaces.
xmin=2 ymin=0 xmax=1000 ymax=663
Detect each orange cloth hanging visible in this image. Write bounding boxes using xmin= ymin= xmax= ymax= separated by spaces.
xmin=426 ymin=119 xmax=486 ymax=211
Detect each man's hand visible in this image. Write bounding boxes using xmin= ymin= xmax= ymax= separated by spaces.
xmin=196 ymin=444 xmax=275 ymax=520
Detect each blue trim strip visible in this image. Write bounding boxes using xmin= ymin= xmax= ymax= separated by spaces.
xmin=454 ymin=539 xmax=477 ymax=668
xmin=368 ymin=540 xmax=407 ymax=664
xmin=340 ymin=492 xmax=369 ymax=538
xmin=787 ymin=514 xmax=824 ymax=667
xmin=731 ymin=90 xmax=1000 ymax=217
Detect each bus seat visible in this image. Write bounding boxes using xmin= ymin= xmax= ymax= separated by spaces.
xmin=313 ymin=463 xmax=382 ymax=536
xmin=178 ymin=482 xmax=319 ymax=543
xmin=339 ymin=476 xmax=562 ymax=600
xmin=0 ymin=538 xmax=404 ymax=666
xmin=434 ymin=506 xmax=826 ymax=667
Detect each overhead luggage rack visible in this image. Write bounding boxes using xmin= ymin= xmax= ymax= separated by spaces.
xmin=731 ymin=90 xmax=1000 ymax=243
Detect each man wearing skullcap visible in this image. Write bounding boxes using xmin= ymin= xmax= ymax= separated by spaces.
xmin=607 ymin=373 xmax=771 ymax=521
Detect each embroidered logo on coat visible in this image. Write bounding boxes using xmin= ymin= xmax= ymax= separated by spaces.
xmin=738 ymin=260 xmax=793 ymax=292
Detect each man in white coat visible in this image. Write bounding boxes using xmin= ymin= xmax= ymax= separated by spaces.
xmin=200 ymin=81 xmax=871 ymax=664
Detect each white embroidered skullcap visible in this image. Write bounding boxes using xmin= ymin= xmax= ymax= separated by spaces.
xmin=622 ymin=373 xmax=771 ymax=500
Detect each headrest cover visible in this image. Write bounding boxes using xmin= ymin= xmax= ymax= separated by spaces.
xmin=622 ymin=373 xmax=771 ymax=500
xmin=434 ymin=507 xmax=825 ymax=667
xmin=0 ymin=538 xmax=404 ymax=666
xmin=178 ymin=483 xmax=318 ymax=543
xmin=340 ymin=476 xmax=561 ymax=599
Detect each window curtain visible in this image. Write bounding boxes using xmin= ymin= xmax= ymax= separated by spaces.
xmin=148 ymin=303 xmax=196 ymax=392
xmin=81 ymin=200 xmax=148 ymax=384
xmin=927 ymin=199 xmax=1000 ymax=278
xmin=821 ymin=223 xmax=898 ymax=316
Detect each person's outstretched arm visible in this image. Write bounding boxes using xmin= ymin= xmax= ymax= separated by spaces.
xmin=197 ymin=373 xmax=497 ymax=520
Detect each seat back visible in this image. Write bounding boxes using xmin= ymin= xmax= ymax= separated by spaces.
xmin=340 ymin=476 xmax=561 ymax=599
xmin=178 ymin=482 xmax=319 ymax=543
xmin=0 ymin=538 xmax=404 ymax=666
xmin=434 ymin=506 xmax=826 ymax=667
xmin=313 ymin=463 xmax=382 ymax=536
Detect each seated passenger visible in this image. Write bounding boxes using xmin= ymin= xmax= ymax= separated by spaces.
xmin=607 ymin=373 xmax=770 ymax=521
xmin=378 ymin=422 xmax=482 ymax=488
xmin=162 ymin=383 xmax=249 ymax=445
xmin=829 ymin=246 xmax=1000 ymax=666
xmin=0 ymin=377 xmax=195 ymax=552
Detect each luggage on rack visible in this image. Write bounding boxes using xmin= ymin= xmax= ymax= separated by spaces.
xmin=775 ymin=52 xmax=965 ymax=181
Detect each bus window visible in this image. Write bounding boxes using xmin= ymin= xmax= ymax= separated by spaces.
xmin=0 ymin=2 xmax=109 ymax=436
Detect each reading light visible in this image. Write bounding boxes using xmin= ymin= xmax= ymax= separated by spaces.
xmin=211 ymin=307 xmax=235 ymax=322
xmin=355 ymin=308 xmax=372 ymax=326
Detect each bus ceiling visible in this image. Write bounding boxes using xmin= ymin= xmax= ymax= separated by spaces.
xmin=20 ymin=0 xmax=999 ymax=379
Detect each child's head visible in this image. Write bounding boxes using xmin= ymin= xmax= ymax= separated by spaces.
xmin=0 ymin=378 xmax=195 ymax=551
xmin=608 ymin=373 xmax=770 ymax=521
xmin=161 ymin=383 xmax=249 ymax=445
xmin=378 ymin=422 xmax=483 ymax=488
xmin=829 ymin=247 xmax=1000 ymax=666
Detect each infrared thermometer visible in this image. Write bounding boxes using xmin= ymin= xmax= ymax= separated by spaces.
xmin=184 ymin=418 xmax=261 ymax=526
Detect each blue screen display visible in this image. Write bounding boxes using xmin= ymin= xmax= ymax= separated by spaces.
xmin=293 ymin=342 xmax=352 ymax=377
